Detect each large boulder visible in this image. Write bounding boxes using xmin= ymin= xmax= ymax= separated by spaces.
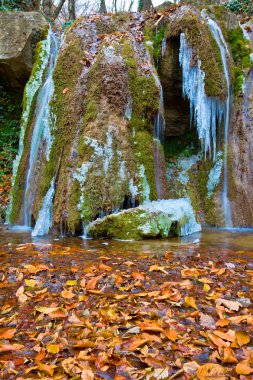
xmin=86 ymin=199 xmax=201 ymax=240
xmin=0 ymin=11 xmax=48 ymax=88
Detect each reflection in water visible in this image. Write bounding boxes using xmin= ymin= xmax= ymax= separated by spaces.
xmin=1 ymin=226 xmax=253 ymax=258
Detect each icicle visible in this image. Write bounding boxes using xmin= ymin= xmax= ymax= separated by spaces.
xmin=179 ymin=33 xmax=222 ymax=160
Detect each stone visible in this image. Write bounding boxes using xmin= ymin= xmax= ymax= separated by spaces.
xmin=86 ymin=199 xmax=201 ymax=240
xmin=0 ymin=11 xmax=48 ymax=88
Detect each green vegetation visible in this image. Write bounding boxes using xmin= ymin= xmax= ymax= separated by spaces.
xmin=227 ymin=27 xmax=253 ymax=94
xmin=0 ymin=86 xmax=22 ymax=177
xmin=225 ymin=0 xmax=253 ymax=17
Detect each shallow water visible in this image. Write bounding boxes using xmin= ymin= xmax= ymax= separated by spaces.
xmin=1 ymin=225 xmax=253 ymax=258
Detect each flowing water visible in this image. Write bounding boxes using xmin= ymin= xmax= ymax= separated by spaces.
xmin=23 ymin=30 xmax=59 ymax=226
xmin=153 ymin=87 xmax=166 ymax=199
xmin=204 ymin=15 xmax=232 ymax=227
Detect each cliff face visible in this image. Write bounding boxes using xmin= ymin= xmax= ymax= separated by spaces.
xmin=230 ymin=22 xmax=253 ymax=226
xmin=7 ymin=5 xmax=253 ymax=236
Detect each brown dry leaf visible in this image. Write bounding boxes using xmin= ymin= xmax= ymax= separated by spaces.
xmin=207 ymin=333 xmax=228 ymax=348
xmin=86 ymin=275 xmax=101 ymax=290
xmin=181 ymin=268 xmax=200 ymax=278
xmin=149 ymin=264 xmax=167 ymax=274
xmin=196 ymin=363 xmax=227 ymax=380
xmin=132 ymin=272 xmax=145 ymax=280
xmin=216 ymin=298 xmax=242 ymax=311
xmin=221 ymin=347 xmax=238 ymax=364
xmin=139 ymin=320 xmax=164 ymax=332
xmin=0 ymin=327 xmax=16 ymax=339
xmin=183 ymin=361 xmax=200 ymax=374
xmin=199 ymin=313 xmax=215 ymax=328
xmin=16 ymin=285 xmax=28 ymax=303
xmin=228 ymin=315 xmax=249 ymax=323
xmin=124 ymin=336 xmax=148 ymax=351
xmin=235 ymin=330 xmax=250 ymax=346
xmin=164 ymin=328 xmax=177 ymax=342
xmin=81 ymin=365 xmax=94 ymax=380
xmin=61 ymin=288 xmax=75 ymax=299
xmin=185 ymin=296 xmax=198 ymax=309
xmin=0 ymin=343 xmax=24 ymax=352
xmin=98 ymin=264 xmax=112 ymax=271
xmin=213 ymin=329 xmax=235 ymax=342
xmin=38 ymin=362 xmax=55 ymax=376
xmin=49 ymin=309 xmax=68 ymax=319
xmin=62 ymin=87 xmax=69 ymax=94
xmin=236 ymin=360 xmax=253 ymax=375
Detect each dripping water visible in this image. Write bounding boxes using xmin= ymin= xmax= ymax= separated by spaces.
xmin=204 ymin=15 xmax=232 ymax=227
xmin=153 ymin=82 xmax=166 ymax=199
xmin=23 ymin=29 xmax=59 ymax=226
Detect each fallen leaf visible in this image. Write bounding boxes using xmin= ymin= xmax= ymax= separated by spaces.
xmin=62 ymin=87 xmax=69 ymax=94
xmin=181 ymin=268 xmax=200 ymax=278
xmin=216 ymin=298 xmax=242 ymax=311
xmin=81 ymin=365 xmax=94 ymax=380
xmin=236 ymin=360 xmax=253 ymax=375
xmin=86 ymin=275 xmax=101 ymax=290
xmin=221 ymin=347 xmax=238 ymax=364
xmin=185 ymin=296 xmax=198 ymax=309
xmin=164 ymin=328 xmax=177 ymax=341
xmin=25 ymin=279 xmax=38 ymax=287
xmin=38 ymin=362 xmax=55 ymax=376
xmin=196 ymin=363 xmax=227 ymax=380
xmin=199 ymin=313 xmax=215 ymax=328
xmin=0 ymin=327 xmax=16 ymax=339
xmin=46 ymin=344 xmax=60 ymax=354
xmin=235 ymin=330 xmax=250 ymax=346
xmin=61 ymin=288 xmax=75 ymax=299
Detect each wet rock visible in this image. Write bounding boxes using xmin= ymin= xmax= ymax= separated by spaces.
xmin=0 ymin=11 xmax=48 ymax=88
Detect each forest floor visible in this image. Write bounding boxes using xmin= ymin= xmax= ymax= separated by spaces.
xmin=0 ymin=238 xmax=253 ymax=379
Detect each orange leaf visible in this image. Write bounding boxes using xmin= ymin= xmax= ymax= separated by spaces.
xmin=235 ymin=330 xmax=250 ymax=346
xmin=207 ymin=333 xmax=228 ymax=348
xmin=196 ymin=363 xmax=227 ymax=380
xmin=0 ymin=343 xmax=23 ymax=352
xmin=181 ymin=268 xmax=200 ymax=278
xmin=35 ymin=348 xmax=45 ymax=362
xmin=38 ymin=362 xmax=55 ymax=376
xmin=164 ymin=328 xmax=177 ymax=342
xmin=221 ymin=347 xmax=238 ymax=364
xmin=49 ymin=309 xmax=68 ymax=318
xmin=0 ymin=328 xmax=16 ymax=339
xmin=86 ymin=275 xmax=101 ymax=290
xmin=62 ymin=87 xmax=69 ymax=94
xmin=124 ymin=337 xmax=148 ymax=351
xmin=98 ymin=264 xmax=112 ymax=272
xmin=132 ymin=272 xmax=145 ymax=280
xmin=236 ymin=360 xmax=253 ymax=375
xmin=61 ymin=288 xmax=75 ymax=299
xmin=213 ymin=329 xmax=235 ymax=342
xmin=139 ymin=320 xmax=164 ymax=332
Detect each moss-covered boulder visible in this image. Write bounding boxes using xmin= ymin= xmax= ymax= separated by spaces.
xmin=87 ymin=198 xmax=201 ymax=240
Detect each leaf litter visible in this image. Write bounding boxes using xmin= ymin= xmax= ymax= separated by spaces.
xmin=0 ymin=239 xmax=252 ymax=379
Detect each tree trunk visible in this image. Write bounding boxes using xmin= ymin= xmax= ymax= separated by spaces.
xmin=99 ymin=0 xmax=107 ymax=13
xmin=138 ymin=0 xmax=153 ymax=12
xmin=53 ymin=0 xmax=66 ymax=19
xmin=43 ymin=0 xmax=52 ymax=19
xmin=68 ymin=0 xmax=76 ymax=20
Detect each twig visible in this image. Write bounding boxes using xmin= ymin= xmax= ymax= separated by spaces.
xmin=168 ymin=368 xmax=184 ymax=380
xmin=154 ymin=14 xmax=164 ymax=27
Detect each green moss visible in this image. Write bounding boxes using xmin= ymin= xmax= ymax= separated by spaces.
xmin=227 ymin=27 xmax=252 ymax=94
xmin=135 ymin=131 xmax=157 ymax=201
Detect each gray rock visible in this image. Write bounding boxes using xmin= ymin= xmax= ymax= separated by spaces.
xmin=0 ymin=11 xmax=48 ymax=88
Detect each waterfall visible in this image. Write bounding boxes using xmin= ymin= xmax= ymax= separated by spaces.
xmin=179 ymin=33 xmax=222 ymax=160
xmin=204 ymin=16 xmax=232 ymax=227
xmin=153 ymin=86 xmax=166 ymax=199
xmin=32 ymin=177 xmax=55 ymax=236
xmin=23 ymin=29 xmax=59 ymax=226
